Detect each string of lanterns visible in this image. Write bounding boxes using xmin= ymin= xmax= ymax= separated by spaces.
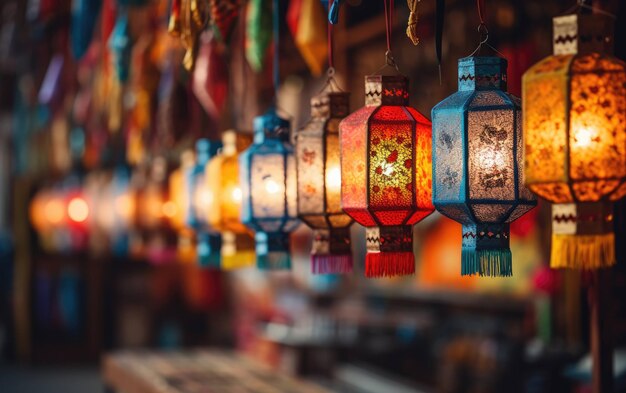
xmin=29 ymin=0 xmax=625 ymax=279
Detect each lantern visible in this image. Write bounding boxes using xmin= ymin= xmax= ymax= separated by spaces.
xmin=523 ymin=12 xmax=626 ymax=269
xmin=110 ymin=165 xmax=134 ymax=256
xmin=187 ymin=139 xmax=223 ymax=268
xmin=239 ymin=109 xmax=299 ymax=269
xmin=432 ymin=56 xmax=537 ymax=277
xmin=169 ymin=150 xmax=196 ymax=263
xmin=206 ymin=131 xmax=256 ymax=270
xmin=340 ymin=75 xmax=434 ymax=277
xmin=296 ymin=91 xmax=353 ymax=274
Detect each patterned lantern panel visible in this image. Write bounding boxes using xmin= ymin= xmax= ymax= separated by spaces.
xmin=433 ymin=56 xmax=537 ymax=277
xmin=206 ymin=131 xmax=256 ymax=270
xmin=187 ymin=139 xmax=222 ymax=268
xmin=239 ymin=109 xmax=299 ymax=270
xmin=296 ymin=91 xmax=353 ymax=274
xmin=523 ymin=13 xmax=626 ymax=269
xmin=340 ymin=75 xmax=434 ymax=278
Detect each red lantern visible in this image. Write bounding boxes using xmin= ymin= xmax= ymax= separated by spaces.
xmin=340 ymin=75 xmax=434 ymax=277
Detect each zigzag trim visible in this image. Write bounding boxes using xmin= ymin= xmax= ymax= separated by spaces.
xmin=462 ymin=231 xmax=509 ymax=239
xmin=553 ymin=213 xmax=608 ymax=223
xmin=554 ymin=34 xmax=577 ymax=44
xmin=458 ymin=74 xmax=504 ymax=83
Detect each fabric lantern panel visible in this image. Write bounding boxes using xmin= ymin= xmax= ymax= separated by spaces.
xmin=296 ymin=92 xmax=353 ymax=274
xmin=239 ymin=109 xmax=299 ymax=269
xmin=188 ymin=139 xmax=223 ymax=268
xmin=340 ymin=75 xmax=434 ymax=278
xmin=523 ymin=13 xmax=626 ymax=269
xmin=432 ymin=56 xmax=537 ymax=277
xmin=206 ymin=131 xmax=256 ymax=270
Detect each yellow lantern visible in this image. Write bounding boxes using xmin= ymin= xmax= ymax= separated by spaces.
xmin=169 ymin=149 xmax=196 ymax=263
xmin=523 ymin=11 xmax=626 ymax=269
xmin=206 ymin=130 xmax=256 ymax=269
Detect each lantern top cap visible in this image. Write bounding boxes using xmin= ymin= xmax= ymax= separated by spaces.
xmin=253 ymin=108 xmax=290 ymax=143
xmin=310 ymin=91 xmax=350 ymax=118
xmin=552 ymin=13 xmax=614 ymax=55
xmin=364 ymin=74 xmax=409 ymax=106
xmin=195 ymin=138 xmax=222 ymax=164
xmin=458 ymin=56 xmax=508 ymax=92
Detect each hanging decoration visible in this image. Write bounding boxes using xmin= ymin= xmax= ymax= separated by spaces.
xmin=206 ymin=131 xmax=256 ymax=270
xmin=405 ymin=0 xmax=420 ymax=45
xmin=339 ymin=0 xmax=433 ymax=278
xmin=523 ymin=8 xmax=626 ymax=269
xmin=188 ymin=139 xmax=223 ymax=268
xmin=432 ymin=56 xmax=537 ymax=276
xmin=70 ymin=0 xmax=102 ymax=60
xmin=287 ymin=0 xmax=328 ymax=76
xmin=209 ymin=0 xmax=239 ymax=43
xmin=328 ymin=0 xmax=343 ymax=24
xmin=168 ymin=0 xmax=209 ymax=69
xmin=192 ymin=32 xmax=229 ymax=121
xmin=245 ymin=0 xmax=272 ymax=72
xmin=108 ymin=10 xmax=132 ymax=82
xmin=169 ymin=150 xmax=196 ymax=263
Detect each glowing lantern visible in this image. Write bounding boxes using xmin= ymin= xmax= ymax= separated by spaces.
xmin=340 ymin=75 xmax=434 ymax=277
xmin=523 ymin=12 xmax=626 ymax=269
xmin=188 ymin=139 xmax=223 ymax=268
xmin=169 ymin=150 xmax=196 ymax=263
xmin=432 ymin=56 xmax=537 ymax=276
xmin=110 ymin=165 xmax=134 ymax=256
xmin=239 ymin=109 xmax=299 ymax=269
xmin=206 ymin=131 xmax=256 ymax=270
xmin=296 ymin=91 xmax=353 ymax=274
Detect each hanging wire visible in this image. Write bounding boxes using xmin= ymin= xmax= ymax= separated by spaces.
xmin=320 ymin=0 xmax=344 ymax=93
xmin=467 ymin=0 xmax=505 ymax=58
xmin=376 ymin=0 xmax=400 ymax=73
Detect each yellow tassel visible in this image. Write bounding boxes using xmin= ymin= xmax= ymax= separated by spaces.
xmin=221 ymin=251 xmax=256 ymax=270
xmin=550 ymin=233 xmax=616 ymax=269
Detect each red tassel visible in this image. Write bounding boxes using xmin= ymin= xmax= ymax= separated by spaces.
xmin=311 ymin=255 xmax=353 ymax=274
xmin=365 ymin=252 xmax=415 ymax=278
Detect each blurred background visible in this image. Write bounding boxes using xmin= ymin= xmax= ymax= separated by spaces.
xmin=1 ymin=0 xmax=626 ymax=392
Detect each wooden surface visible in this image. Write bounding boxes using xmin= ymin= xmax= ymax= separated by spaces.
xmin=102 ymin=349 xmax=331 ymax=393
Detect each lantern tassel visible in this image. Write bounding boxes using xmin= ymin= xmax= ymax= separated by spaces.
xmin=311 ymin=254 xmax=353 ymax=274
xmin=365 ymin=252 xmax=414 ymax=278
xmin=550 ymin=233 xmax=615 ymax=269
xmin=462 ymin=248 xmax=512 ymax=277
xmin=257 ymin=252 xmax=291 ymax=270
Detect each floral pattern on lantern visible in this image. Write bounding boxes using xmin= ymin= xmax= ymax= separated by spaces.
xmin=187 ymin=139 xmax=223 ymax=268
xmin=296 ymin=91 xmax=353 ymax=274
xmin=206 ymin=131 xmax=256 ymax=270
xmin=239 ymin=109 xmax=299 ymax=270
xmin=523 ymin=13 xmax=626 ymax=269
xmin=340 ymin=75 xmax=434 ymax=278
xmin=432 ymin=56 xmax=537 ymax=277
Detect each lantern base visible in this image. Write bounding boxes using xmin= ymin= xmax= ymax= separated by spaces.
xmin=197 ymin=232 xmax=222 ymax=269
xmin=365 ymin=225 xmax=414 ymax=278
xmin=221 ymin=231 xmax=256 ymax=270
xmin=255 ymin=232 xmax=291 ymax=270
xmin=311 ymin=254 xmax=353 ymax=274
xmin=550 ymin=233 xmax=615 ymax=269
xmin=462 ymin=248 xmax=512 ymax=277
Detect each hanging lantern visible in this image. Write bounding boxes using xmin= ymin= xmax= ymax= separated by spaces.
xmin=169 ymin=150 xmax=196 ymax=263
xmin=206 ymin=131 xmax=256 ymax=270
xmin=296 ymin=91 xmax=353 ymax=274
xmin=432 ymin=56 xmax=537 ymax=277
xmin=239 ymin=109 xmax=299 ymax=270
xmin=110 ymin=165 xmax=134 ymax=256
xmin=523 ymin=12 xmax=626 ymax=269
xmin=187 ymin=139 xmax=223 ymax=268
xmin=340 ymin=75 xmax=434 ymax=277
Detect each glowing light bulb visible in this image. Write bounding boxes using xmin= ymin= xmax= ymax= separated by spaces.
xmin=264 ymin=178 xmax=280 ymax=194
xmin=231 ymin=187 xmax=242 ymax=202
xmin=68 ymin=197 xmax=89 ymax=223
xmin=162 ymin=201 xmax=177 ymax=218
xmin=574 ymin=127 xmax=596 ymax=147
xmin=326 ymin=166 xmax=341 ymax=190
xmin=45 ymin=199 xmax=65 ymax=225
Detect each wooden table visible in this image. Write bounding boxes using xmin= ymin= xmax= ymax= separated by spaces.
xmin=102 ymin=349 xmax=331 ymax=393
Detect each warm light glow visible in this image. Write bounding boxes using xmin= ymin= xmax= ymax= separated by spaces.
xmin=162 ymin=201 xmax=177 ymax=218
xmin=67 ymin=197 xmax=89 ymax=223
xmin=45 ymin=199 xmax=65 ymax=225
xmin=115 ymin=194 xmax=135 ymax=221
xmin=231 ymin=187 xmax=242 ymax=202
xmin=264 ymin=177 xmax=280 ymax=194
xmin=194 ymin=187 xmax=213 ymax=209
xmin=573 ymin=126 xmax=596 ymax=148
xmin=325 ymin=166 xmax=341 ymax=191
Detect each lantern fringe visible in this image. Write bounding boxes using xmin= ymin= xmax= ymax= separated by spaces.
xmin=462 ymin=248 xmax=512 ymax=277
xmin=550 ymin=233 xmax=615 ymax=269
xmin=222 ymin=251 xmax=256 ymax=270
xmin=311 ymin=254 xmax=353 ymax=274
xmin=257 ymin=252 xmax=291 ymax=270
xmin=365 ymin=252 xmax=414 ymax=278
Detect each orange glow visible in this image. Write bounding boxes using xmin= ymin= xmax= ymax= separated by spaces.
xmin=67 ymin=197 xmax=89 ymax=223
xmin=45 ymin=198 xmax=66 ymax=225
xmin=231 ymin=187 xmax=242 ymax=202
xmin=115 ymin=194 xmax=135 ymax=221
xmin=162 ymin=200 xmax=177 ymax=218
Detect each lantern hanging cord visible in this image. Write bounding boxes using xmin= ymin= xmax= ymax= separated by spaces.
xmin=563 ymin=0 xmax=616 ymax=19
xmin=378 ymin=0 xmax=400 ymax=72
xmin=468 ymin=0 xmax=505 ymax=58
xmin=321 ymin=0 xmax=344 ymax=93
xmin=273 ymin=0 xmax=280 ymax=100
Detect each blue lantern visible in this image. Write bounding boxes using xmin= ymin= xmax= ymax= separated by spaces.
xmin=239 ymin=109 xmax=299 ymax=270
xmin=432 ymin=56 xmax=537 ymax=277
xmin=187 ymin=139 xmax=223 ymax=268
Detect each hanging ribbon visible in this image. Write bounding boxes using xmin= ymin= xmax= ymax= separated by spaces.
xmin=435 ymin=0 xmax=445 ymax=83
xmin=289 ymin=0 xmax=327 ymax=76
xmin=328 ymin=0 xmax=343 ymax=24
xmin=245 ymin=0 xmax=272 ymax=72
xmin=405 ymin=0 xmax=419 ymax=45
